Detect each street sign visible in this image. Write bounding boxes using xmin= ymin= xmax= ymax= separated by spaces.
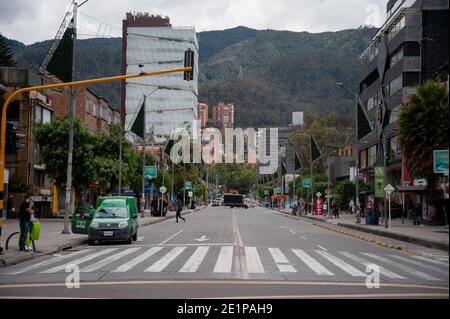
xmin=434 ymin=150 xmax=449 ymax=174
xmin=264 ymin=190 xmax=269 ymax=196
xmin=303 ymin=178 xmax=312 ymax=189
xmin=275 ymin=187 xmax=282 ymax=194
xmin=188 ymin=191 xmax=193 ymax=197
xmin=414 ymin=179 xmax=427 ymax=187
xmin=325 ymin=188 xmax=332 ymax=196
xmin=184 ymin=181 xmax=192 ymax=190
xmin=374 ymin=166 xmax=385 ymax=198
xmin=316 ymin=192 xmax=322 ymax=198
xmin=159 ymin=186 xmax=167 ymax=194
xmin=384 ymin=184 xmax=395 ymax=195
xmin=145 ymin=165 xmax=157 ymax=179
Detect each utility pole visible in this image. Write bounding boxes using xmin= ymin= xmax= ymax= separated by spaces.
xmin=118 ymin=124 xmax=123 ymax=196
xmin=63 ymin=2 xmax=78 ymax=234
xmin=141 ymin=95 xmax=147 ymax=214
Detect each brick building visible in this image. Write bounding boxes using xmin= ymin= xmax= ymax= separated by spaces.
xmin=0 ymin=68 xmax=120 ymax=218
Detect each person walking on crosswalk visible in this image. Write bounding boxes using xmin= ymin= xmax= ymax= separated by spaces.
xmin=176 ymin=198 xmax=186 ymax=223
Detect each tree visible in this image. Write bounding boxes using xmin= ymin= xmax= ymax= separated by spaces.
xmin=398 ymin=80 xmax=449 ymax=224
xmin=33 ymin=115 xmax=96 ymax=195
xmin=0 ymin=35 xmax=16 ymax=67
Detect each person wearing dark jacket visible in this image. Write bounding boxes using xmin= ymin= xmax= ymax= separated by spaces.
xmin=19 ymin=194 xmax=33 ymax=252
xmin=176 ymin=198 xmax=186 ymax=223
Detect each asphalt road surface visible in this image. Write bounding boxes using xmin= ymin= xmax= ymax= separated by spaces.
xmin=0 ymin=206 xmax=448 ymax=299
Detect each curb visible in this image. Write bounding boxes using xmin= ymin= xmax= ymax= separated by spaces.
xmin=0 ymin=206 xmax=207 ymax=267
xmin=335 ymin=222 xmax=449 ymax=252
xmin=270 ymin=208 xmax=448 ymax=253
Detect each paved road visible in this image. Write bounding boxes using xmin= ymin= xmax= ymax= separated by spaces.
xmin=0 ymin=206 xmax=448 ymax=299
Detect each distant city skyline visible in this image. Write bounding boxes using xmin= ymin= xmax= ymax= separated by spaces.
xmin=1 ymin=0 xmax=387 ymax=45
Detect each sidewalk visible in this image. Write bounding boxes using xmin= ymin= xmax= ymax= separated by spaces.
xmin=275 ymin=208 xmax=449 ymax=251
xmin=0 ymin=206 xmax=205 ymax=267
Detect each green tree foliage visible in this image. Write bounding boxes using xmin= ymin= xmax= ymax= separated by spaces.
xmin=33 ymin=114 xmax=96 ymax=193
xmin=398 ymin=80 xmax=449 ymax=178
xmin=0 ymin=34 xmax=17 ymax=67
xmin=33 ymin=117 xmax=156 ymax=199
xmin=398 ymin=80 xmax=449 ymax=224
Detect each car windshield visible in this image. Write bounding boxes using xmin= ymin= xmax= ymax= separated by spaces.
xmin=94 ymin=207 xmax=129 ymax=219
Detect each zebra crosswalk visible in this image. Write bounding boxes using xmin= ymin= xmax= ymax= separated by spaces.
xmin=3 ymin=245 xmax=448 ymax=283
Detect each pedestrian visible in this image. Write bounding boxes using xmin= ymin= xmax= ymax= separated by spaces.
xmin=349 ymin=199 xmax=355 ymax=215
xmin=176 ymin=198 xmax=186 ymax=223
xmin=333 ymin=201 xmax=339 ymax=219
xmin=18 ymin=194 xmax=33 ymax=252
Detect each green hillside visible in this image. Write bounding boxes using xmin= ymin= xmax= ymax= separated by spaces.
xmin=6 ymin=26 xmax=376 ymax=126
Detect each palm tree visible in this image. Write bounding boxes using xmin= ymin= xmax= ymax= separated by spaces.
xmin=398 ymin=80 xmax=449 ymax=224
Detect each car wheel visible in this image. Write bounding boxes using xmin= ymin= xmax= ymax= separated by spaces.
xmin=126 ymin=236 xmax=133 ymax=245
xmin=88 ymin=239 xmax=95 ymax=246
xmin=132 ymin=232 xmax=138 ymax=241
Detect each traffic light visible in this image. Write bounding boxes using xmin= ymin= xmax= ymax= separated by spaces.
xmin=184 ymin=48 xmax=194 ymax=81
xmin=5 ymin=122 xmax=25 ymax=154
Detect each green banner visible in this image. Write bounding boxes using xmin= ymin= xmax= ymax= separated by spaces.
xmin=434 ymin=150 xmax=449 ymax=174
xmin=374 ymin=166 xmax=385 ymax=198
xmin=145 ymin=165 xmax=157 ymax=179
xmin=303 ymin=178 xmax=312 ymax=189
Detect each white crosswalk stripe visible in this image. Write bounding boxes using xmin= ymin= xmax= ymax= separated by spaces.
xmin=269 ymin=248 xmax=296 ymax=272
xmin=338 ymin=251 xmax=406 ymax=279
xmin=41 ymin=248 xmax=118 ymax=274
xmin=81 ymin=248 xmax=141 ymax=272
xmin=213 ymin=246 xmax=234 ymax=273
xmin=411 ymin=255 xmax=449 ymax=267
xmin=179 ymin=246 xmax=210 ymax=273
xmin=113 ymin=247 xmax=163 ymax=272
xmin=145 ymin=247 xmax=186 ymax=272
xmin=245 ymin=247 xmax=265 ymax=273
xmin=292 ymin=249 xmax=334 ymax=276
xmin=7 ymin=249 xmax=94 ymax=275
xmin=362 ymin=253 xmax=441 ymax=281
xmin=316 ymin=250 xmax=366 ymax=277
xmin=387 ymin=255 xmax=449 ymax=275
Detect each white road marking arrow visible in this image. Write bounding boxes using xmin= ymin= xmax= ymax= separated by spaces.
xmin=194 ymin=235 xmax=209 ymax=242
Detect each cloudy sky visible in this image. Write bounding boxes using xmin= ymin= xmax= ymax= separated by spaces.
xmin=1 ymin=0 xmax=387 ymax=45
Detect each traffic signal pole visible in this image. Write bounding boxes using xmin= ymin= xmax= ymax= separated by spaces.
xmin=0 ymin=65 xmax=192 ymax=239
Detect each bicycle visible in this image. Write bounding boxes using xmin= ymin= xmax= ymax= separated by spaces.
xmin=5 ymin=230 xmax=38 ymax=253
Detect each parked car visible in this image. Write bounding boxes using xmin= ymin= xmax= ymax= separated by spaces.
xmin=88 ymin=196 xmax=138 ymax=245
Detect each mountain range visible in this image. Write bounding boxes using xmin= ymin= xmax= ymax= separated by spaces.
xmin=3 ymin=26 xmax=376 ymax=127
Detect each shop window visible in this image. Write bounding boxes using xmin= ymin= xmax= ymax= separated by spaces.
xmin=388 ymin=136 xmax=402 ymax=161
xmin=368 ymin=145 xmax=377 ymax=167
xmin=389 ymin=104 xmax=402 ymax=124
xmin=359 ymin=149 xmax=367 ymax=169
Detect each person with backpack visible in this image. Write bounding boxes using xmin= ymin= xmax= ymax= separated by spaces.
xmin=176 ymin=198 xmax=186 ymax=223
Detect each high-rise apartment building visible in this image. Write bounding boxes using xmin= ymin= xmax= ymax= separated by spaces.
xmin=357 ymin=0 xmax=448 ymax=221
xmin=121 ymin=12 xmax=199 ymax=144
xmin=212 ymin=102 xmax=234 ymax=130
xmin=197 ymin=103 xmax=208 ymax=128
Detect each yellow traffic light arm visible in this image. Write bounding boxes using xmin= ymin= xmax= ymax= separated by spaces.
xmin=0 ymin=66 xmax=192 ymax=208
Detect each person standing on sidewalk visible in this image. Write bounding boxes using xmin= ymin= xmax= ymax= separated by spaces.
xmin=176 ymin=198 xmax=186 ymax=223
xmin=333 ymin=201 xmax=339 ymax=219
xmin=18 ymin=194 xmax=33 ymax=252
